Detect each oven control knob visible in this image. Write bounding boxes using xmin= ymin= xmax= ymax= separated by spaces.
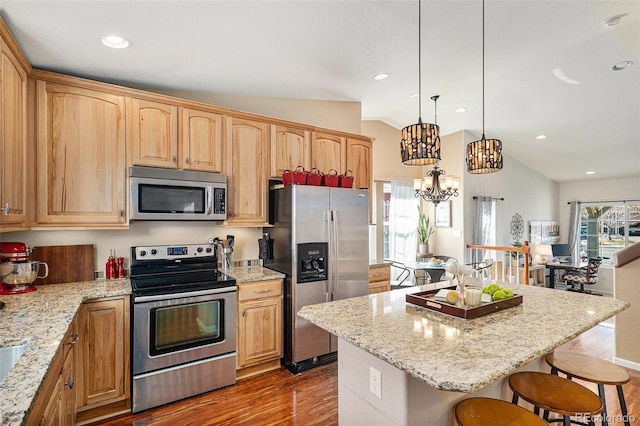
xmin=151 ymin=249 xmax=158 ymax=255
xmin=197 ymin=247 xmax=203 ymax=253
xmin=139 ymin=250 xmax=147 ymax=257
xmin=206 ymin=247 xmax=212 ymax=253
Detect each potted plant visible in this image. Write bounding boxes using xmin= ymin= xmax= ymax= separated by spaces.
xmin=417 ymin=205 xmax=434 ymax=255
xmin=510 ymin=241 xmax=524 ymax=266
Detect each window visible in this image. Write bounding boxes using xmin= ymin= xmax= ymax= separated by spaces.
xmin=374 ymin=180 xmax=418 ymax=263
xmin=579 ymin=202 xmax=640 ymax=264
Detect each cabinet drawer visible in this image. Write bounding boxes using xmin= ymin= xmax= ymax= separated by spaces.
xmin=238 ymin=279 xmax=283 ymax=302
xmin=368 ymin=265 xmax=390 ymax=283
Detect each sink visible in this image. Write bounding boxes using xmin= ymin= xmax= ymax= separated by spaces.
xmin=0 ymin=343 xmax=27 ymax=382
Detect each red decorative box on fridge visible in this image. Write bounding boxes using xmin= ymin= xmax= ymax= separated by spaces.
xmin=282 ymin=166 xmax=308 ymax=186
xmin=324 ymin=169 xmax=339 ymax=187
xmin=307 ymin=168 xmax=324 ymax=186
xmin=339 ymin=170 xmax=354 ymax=188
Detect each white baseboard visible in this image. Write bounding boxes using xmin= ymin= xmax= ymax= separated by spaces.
xmin=613 ymin=356 xmax=640 ymax=372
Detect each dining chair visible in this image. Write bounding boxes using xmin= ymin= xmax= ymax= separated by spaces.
xmin=562 ymin=257 xmax=602 ymax=293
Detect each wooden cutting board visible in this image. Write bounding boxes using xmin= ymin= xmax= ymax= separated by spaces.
xmin=33 ymin=244 xmax=95 ymax=285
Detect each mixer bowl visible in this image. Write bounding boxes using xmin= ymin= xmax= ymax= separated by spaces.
xmin=0 ymin=261 xmax=49 ymax=290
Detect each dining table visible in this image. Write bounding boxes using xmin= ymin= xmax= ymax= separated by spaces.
xmin=404 ymin=260 xmax=448 ymax=283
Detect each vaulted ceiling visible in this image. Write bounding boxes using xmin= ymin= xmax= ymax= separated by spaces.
xmin=1 ymin=0 xmax=638 ymax=183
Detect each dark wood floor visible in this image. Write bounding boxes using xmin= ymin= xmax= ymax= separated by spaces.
xmin=97 ymin=325 xmax=638 ymax=425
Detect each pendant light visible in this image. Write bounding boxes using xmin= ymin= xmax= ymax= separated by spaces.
xmin=466 ymin=0 xmax=503 ymax=174
xmin=400 ymin=0 xmax=440 ymax=166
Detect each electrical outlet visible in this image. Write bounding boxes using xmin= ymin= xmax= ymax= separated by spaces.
xmin=369 ymin=366 xmax=381 ymax=399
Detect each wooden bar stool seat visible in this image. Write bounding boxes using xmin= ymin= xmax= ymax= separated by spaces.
xmin=546 ymin=351 xmax=631 ymax=426
xmin=509 ymin=371 xmax=602 ymax=426
xmin=455 ymin=397 xmax=548 ymax=425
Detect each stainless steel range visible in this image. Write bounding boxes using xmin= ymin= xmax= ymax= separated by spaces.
xmin=129 ymin=243 xmax=237 ymax=413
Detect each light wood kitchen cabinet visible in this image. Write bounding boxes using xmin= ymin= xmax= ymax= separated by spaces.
xmin=346 ymin=137 xmax=372 ymax=190
xmin=369 ymin=264 xmax=391 ymax=294
xmin=270 ymin=125 xmax=311 ymax=179
xmin=128 ymin=98 xmax=179 ymax=168
xmin=35 ymin=81 xmax=127 ymax=226
xmin=28 ymin=317 xmax=78 ymax=426
xmin=224 ymin=116 xmax=270 ymax=226
xmin=311 ymin=132 xmax=346 ymax=174
xmin=181 ymin=108 xmax=224 ymax=172
xmin=237 ymin=279 xmax=283 ymax=376
xmin=76 ymin=296 xmax=129 ymax=414
xmin=0 ymin=21 xmax=29 ymax=230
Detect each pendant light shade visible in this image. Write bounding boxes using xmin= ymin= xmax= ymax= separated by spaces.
xmin=466 ymin=0 xmax=503 ymax=174
xmin=466 ymin=137 xmax=503 ymax=174
xmin=400 ymin=0 xmax=441 ymax=166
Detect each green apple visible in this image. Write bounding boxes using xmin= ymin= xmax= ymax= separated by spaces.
xmin=492 ymin=290 xmax=508 ymax=301
xmin=502 ymin=288 xmax=514 ymax=298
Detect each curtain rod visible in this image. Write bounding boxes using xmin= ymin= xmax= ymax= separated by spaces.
xmin=567 ymin=200 xmax=640 ymax=205
xmin=473 ymin=196 xmax=504 ymax=201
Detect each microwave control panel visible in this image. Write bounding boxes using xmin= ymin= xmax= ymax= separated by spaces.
xmin=297 ymin=242 xmax=327 ymax=284
xmin=213 ymin=187 xmax=226 ymax=215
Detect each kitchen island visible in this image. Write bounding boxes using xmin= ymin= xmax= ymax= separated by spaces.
xmin=298 ymin=282 xmax=630 ymax=425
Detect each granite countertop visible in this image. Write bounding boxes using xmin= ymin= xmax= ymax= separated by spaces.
xmin=225 ymin=266 xmax=285 ymax=283
xmin=298 ymin=281 xmax=630 ymax=393
xmin=0 ymin=279 xmax=131 ymax=426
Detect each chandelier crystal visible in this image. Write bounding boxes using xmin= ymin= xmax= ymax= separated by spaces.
xmin=413 ymin=164 xmax=460 ymax=205
xmin=400 ymin=1 xmax=440 ymax=166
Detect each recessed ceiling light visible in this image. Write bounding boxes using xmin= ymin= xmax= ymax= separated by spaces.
xmin=373 ymin=73 xmax=389 ymax=81
xmin=455 ymin=107 xmax=467 ymax=113
xmin=612 ymin=61 xmax=633 ymax=71
xmin=102 ymin=35 xmax=131 ymax=49
xmin=410 ymin=92 xmax=420 ymax=98
xmin=535 ymin=134 xmax=547 ymax=140
xmin=586 ymin=171 xmax=596 ymax=175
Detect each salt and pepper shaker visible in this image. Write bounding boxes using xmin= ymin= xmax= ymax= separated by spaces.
xmin=117 ymin=257 xmax=125 ymax=278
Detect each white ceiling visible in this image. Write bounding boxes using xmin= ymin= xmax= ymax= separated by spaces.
xmin=1 ymin=0 xmax=639 ymax=184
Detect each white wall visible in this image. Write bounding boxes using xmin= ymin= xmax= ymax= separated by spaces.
xmin=463 ymin=130 xmax=559 ymax=258
xmin=157 ymin=90 xmax=362 ymax=135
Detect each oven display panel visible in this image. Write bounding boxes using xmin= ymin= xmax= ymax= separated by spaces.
xmin=168 ymin=246 xmax=188 ymax=256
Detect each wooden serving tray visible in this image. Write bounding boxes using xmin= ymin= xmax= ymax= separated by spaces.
xmin=406 ymin=285 xmax=523 ymax=319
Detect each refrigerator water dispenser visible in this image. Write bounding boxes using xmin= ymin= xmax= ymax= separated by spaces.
xmin=297 ymin=243 xmax=327 ymax=283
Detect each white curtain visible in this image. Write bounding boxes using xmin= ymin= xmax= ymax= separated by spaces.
xmin=567 ymin=201 xmax=580 ymax=258
xmin=388 ymin=181 xmax=418 ymax=265
xmin=472 ymin=196 xmax=497 ymax=263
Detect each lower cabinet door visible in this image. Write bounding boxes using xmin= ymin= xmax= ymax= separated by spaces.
xmin=237 ymin=296 xmax=283 ymax=368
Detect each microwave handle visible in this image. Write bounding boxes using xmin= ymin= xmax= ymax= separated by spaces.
xmin=206 ymin=186 xmax=213 ymax=215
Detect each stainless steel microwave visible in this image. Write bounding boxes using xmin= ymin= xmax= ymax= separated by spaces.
xmin=129 ymin=166 xmax=227 ymax=221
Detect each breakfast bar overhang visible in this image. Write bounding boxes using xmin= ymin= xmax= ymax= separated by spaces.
xmin=298 ymin=283 xmax=629 ymax=425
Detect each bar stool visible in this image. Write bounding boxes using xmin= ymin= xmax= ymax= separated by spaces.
xmin=509 ymin=371 xmax=602 ymax=426
xmin=546 ymin=351 xmax=631 ymax=426
xmin=454 ymin=397 xmax=549 ymax=425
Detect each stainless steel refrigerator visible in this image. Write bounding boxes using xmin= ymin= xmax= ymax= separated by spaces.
xmin=269 ymin=185 xmax=369 ymax=373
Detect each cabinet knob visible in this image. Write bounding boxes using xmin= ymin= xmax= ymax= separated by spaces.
xmin=65 ymin=375 xmax=74 ymax=389
xmin=172 ymin=156 xmax=177 ymax=163
xmin=242 ymin=310 xmax=246 ymax=317
xmin=185 ymin=157 xmax=190 ymax=164
xmin=64 ymin=334 xmax=79 ymax=346
xmin=1 ymin=203 xmax=9 ymax=215
xmin=119 ymin=208 xmax=125 ymax=218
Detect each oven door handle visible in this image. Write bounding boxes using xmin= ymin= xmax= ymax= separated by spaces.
xmin=134 ymin=285 xmax=237 ymax=303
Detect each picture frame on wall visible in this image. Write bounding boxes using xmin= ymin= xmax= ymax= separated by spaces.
xmin=435 ymin=201 xmax=451 ymax=228
xmin=529 ymin=220 xmax=560 ymax=244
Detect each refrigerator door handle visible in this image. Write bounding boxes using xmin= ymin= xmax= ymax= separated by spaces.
xmin=330 ymin=209 xmax=339 ymax=301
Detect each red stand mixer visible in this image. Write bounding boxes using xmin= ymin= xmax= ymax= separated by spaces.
xmin=0 ymin=242 xmax=49 ymax=294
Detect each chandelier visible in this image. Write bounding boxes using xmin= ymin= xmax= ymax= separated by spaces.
xmin=400 ymin=0 xmax=440 ymax=166
xmin=465 ymin=0 xmax=503 ymax=174
xmin=413 ymin=164 xmax=460 ymax=205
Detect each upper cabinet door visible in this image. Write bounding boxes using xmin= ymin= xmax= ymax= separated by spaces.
xmin=270 ymin=125 xmax=310 ymax=179
xmin=0 ymin=39 xmax=28 ymax=227
xmin=128 ymin=98 xmax=178 ymax=168
xmin=225 ymin=117 xmax=269 ymax=226
xmin=181 ymin=108 xmax=224 ymax=173
xmin=311 ymin=132 xmax=346 ymax=174
xmin=36 ymin=81 xmax=126 ymax=225
xmin=346 ymin=138 xmax=372 ymax=190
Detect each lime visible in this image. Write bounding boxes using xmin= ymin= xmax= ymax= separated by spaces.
xmin=486 ymin=283 xmax=501 ymax=295
xmin=492 ymin=290 xmax=508 ymax=301
xmin=446 ymin=290 xmax=460 ymax=304
xmin=502 ymin=288 xmax=514 ymax=298
xmin=482 ymin=286 xmax=491 ymax=294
